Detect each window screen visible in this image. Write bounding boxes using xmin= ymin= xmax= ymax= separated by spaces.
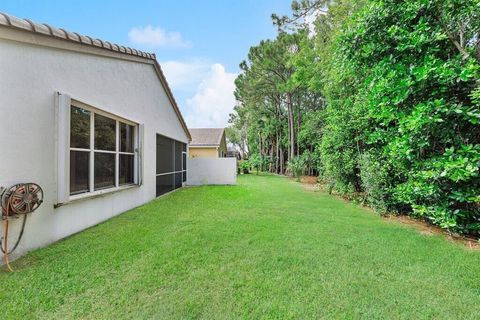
xmin=175 ymin=141 xmax=182 ymax=172
xmin=156 ymin=135 xmax=174 ymax=174
xmin=156 ymin=135 xmax=186 ymax=196
xmin=156 ymin=174 xmax=174 ymax=196
xmin=175 ymin=172 xmax=182 ymax=189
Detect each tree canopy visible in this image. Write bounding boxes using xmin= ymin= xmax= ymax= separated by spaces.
xmin=229 ymin=0 xmax=480 ymax=235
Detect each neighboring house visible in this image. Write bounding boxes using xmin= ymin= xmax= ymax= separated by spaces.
xmin=189 ymin=128 xmax=227 ymax=158
xmin=187 ymin=128 xmax=237 ymax=185
xmin=0 ymin=12 xmax=191 ymax=259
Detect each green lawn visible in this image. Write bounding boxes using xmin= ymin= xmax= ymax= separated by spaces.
xmin=1 ymin=175 xmax=480 ymax=319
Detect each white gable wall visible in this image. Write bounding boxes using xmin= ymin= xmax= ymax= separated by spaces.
xmin=0 ymin=34 xmax=188 ymax=259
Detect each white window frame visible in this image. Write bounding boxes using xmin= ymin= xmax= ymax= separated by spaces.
xmin=182 ymin=148 xmax=187 ymax=184
xmin=56 ymin=93 xmax=142 ymax=205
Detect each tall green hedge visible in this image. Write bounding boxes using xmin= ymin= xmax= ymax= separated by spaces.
xmin=321 ymin=0 xmax=480 ymax=233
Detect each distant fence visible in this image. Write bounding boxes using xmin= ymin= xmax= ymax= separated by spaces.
xmin=187 ymin=158 xmax=237 ymax=185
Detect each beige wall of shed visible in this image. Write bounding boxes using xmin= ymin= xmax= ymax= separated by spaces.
xmin=189 ymin=147 xmax=219 ymax=158
xmin=188 ymin=129 xmax=228 ymax=158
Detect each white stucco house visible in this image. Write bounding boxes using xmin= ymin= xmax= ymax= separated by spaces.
xmin=0 ymin=12 xmax=191 ymax=259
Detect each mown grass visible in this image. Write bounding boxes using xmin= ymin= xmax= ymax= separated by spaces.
xmin=1 ymin=174 xmax=479 ymax=319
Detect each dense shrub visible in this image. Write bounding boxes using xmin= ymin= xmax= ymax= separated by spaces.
xmin=238 ymin=160 xmax=250 ymax=174
xmin=247 ymin=154 xmax=267 ymax=175
xmin=358 ymin=152 xmax=392 ymax=214
xmin=287 ymin=156 xmax=305 ymax=180
xmin=323 ymin=0 xmax=480 ymax=234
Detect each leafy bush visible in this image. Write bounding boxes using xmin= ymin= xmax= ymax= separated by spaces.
xmin=323 ymin=0 xmax=480 ymax=234
xmin=287 ymin=156 xmax=305 ymax=181
xmin=247 ymin=153 xmax=266 ymax=175
xmin=238 ymin=160 xmax=250 ymax=174
xmin=358 ymin=152 xmax=392 ymax=214
xmin=394 ymin=145 xmax=480 ymax=231
xmin=299 ymin=149 xmax=322 ymax=176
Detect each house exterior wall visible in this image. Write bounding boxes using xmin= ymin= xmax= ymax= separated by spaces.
xmin=189 ymin=147 xmax=219 ymax=158
xmin=187 ymin=158 xmax=237 ymax=185
xmin=0 ymin=33 xmax=189 ymax=259
xmin=218 ymin=132 xmax=227 ymax=157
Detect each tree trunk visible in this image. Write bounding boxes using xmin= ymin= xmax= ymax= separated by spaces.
xmin=269 ymin=144 xmax=274 ymax=172
xmin=297 ymin=105 xmax=301 ymax=156
xmin=275 ymin=132 xmax=280 ymax=174
xmin=280 ymin=148 xmax=284 ymax=174
xmin=240 ymin=134 xmax=246 ymax=159
xmin=258 ymin=133 xmax=262 ymax=154
xmin=286 ymin=92 xmax=295 ymax=161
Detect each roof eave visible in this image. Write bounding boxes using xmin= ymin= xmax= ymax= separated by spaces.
xmin=217 ymin=128 xmax=225 ymax=145
xmin=152 ymin=60 xmax=191 ymax=141
xmin=0 ymin=11 xmax=192 ymax=142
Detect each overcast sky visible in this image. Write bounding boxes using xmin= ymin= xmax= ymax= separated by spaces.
xmin=2 ymin=0 xmax=292 ymax=128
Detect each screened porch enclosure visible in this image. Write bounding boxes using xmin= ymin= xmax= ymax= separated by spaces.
xmin=156 ymin=134 xmax=187 ymax=196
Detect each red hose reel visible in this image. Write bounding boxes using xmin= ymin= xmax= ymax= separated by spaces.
xmin=1 ymin=183 xmax=43 ymax=271
xmin=1 ymin=183 xmax=43 ymax=216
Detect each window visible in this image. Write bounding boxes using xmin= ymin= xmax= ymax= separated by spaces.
xmin=69 ymin=102 xmax=138 ymax=197
xmin=156 ymin=134 xmax=187 ymax=196
xmin=70 ymin=106 xmax=91 ymax=194
xmin=119 ymin=123 xmax=135 ymax=185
